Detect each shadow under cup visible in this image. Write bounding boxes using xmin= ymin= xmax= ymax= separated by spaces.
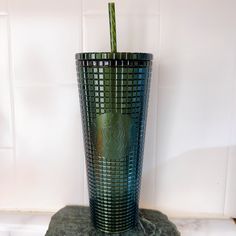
xmin=76 ymin=52 xmax=153 ymax=233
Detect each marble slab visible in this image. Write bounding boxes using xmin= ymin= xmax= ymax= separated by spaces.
xmin=0 ymin=210 xmax=235 ymax=235
xmin=45 ymin=206 xmax=180 ymax=236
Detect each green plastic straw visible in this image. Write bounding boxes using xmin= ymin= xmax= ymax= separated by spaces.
xmin=108 ymin=2 xmax=117 ymax=52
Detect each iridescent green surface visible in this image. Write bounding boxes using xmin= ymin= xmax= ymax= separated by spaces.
xmin=76 ymin=52 xmax=152 ymax=233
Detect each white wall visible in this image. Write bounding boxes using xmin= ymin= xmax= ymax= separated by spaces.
xmin=0 ymin=0 xmax=235 ymax=218
xmin=157 ymin=0 xmax=236 ymax=218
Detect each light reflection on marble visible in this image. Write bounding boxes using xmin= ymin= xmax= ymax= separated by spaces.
xmin=172 ymin=218 xmax=236 ymax=236
xmin=0 ymin=212 xmax=53 ymax=236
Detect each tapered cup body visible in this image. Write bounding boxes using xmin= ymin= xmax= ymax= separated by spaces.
xmin=76 ymin=52 xmax=152 ymax=233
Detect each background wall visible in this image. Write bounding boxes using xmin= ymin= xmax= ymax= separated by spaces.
xmin=0 ymin=0 xmax=236 ymax=218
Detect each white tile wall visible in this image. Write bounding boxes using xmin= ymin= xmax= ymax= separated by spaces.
xmin=0 ymin=0 xmax=235 ymax=218
xmin=155 ymin=85 xmax=231 ymax=216
xmin=83 ymin=15 xmax=159 ymax=53
xmin=0 ymin=16 xmax=12 ymax=148
xmin=224 ymin=77 xmax=236 ymax=216
xmin=0 ymin=0 xmax=7 ymax=14
xmin=5 ymin=0 xmax=85 ymax=211
xmin=14 ymin=86 xmax=84 ymax=211
xmin=225 ymin=147 xmax=236 ymax=216
xmin=9 ymin=0 xmax=82 ymax=85
xmin=156 ymin=0 xmax=236 ymax=217
xmin=0 ymin=149 xmax=15 ymax=210
xmin=0 ymin=12 xmax=15 ymax=210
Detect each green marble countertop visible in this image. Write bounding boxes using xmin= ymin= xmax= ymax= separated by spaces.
xmin=46 ymin=206 xmax=180 ymax=236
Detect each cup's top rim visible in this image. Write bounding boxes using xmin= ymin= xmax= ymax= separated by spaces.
xmin=75 ymin=52 xmax=153 ymax=61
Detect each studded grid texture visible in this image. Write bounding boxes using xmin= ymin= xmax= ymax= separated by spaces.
xmin=76 ymin=52 xmax=152 ymax=233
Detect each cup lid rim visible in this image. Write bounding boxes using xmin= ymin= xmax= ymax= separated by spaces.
xmin=75 ymin=52 xmax=153 ymax=61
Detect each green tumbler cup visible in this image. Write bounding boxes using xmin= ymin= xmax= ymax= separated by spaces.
xmin=76 ymin=52 xmax=153 ymax=233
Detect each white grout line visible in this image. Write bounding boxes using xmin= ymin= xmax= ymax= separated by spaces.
xmin=14 ymin=82 xmax=78 ymax=88
xmin=0 ymin=15 xmax=13 ymax=151
xmin=6 ymin=0 xmax=18 ymax=200
xmin=0 ymin=146 xmax=13 ymax=150
xmin=82 ymin=12 xmax=160 ymax=17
